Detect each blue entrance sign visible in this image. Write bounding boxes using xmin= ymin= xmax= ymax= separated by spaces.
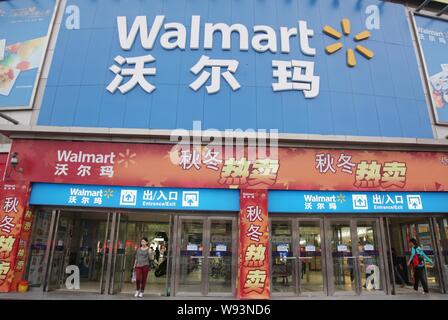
xmin=269 ymin=190 xmax=448 ymax=213
xmin=29 ymin=183 xmax=239 ymax=211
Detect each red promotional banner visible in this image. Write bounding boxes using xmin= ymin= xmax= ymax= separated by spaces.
xmin=238 ymin=190 xmax=269 ymax=299
xmin=0 ymin=183 xmax=29 ymax=292
xmin=10 ymin=207 xmax=34 ymax=292
xmin=7 ymin=139 xmax=448 ymax=191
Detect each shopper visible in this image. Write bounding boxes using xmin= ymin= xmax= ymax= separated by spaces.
xmin=149 ymin=247 xmax=155 ymax=269
xmin=407 ymin=238 xmax=433 ymax=294
xmin=155 ymin=246 xmax=160 ymax=263
xmin=133 ymin=237 xmax=151 ymax=298
xmin=391 ymin=248 xmax=406 ymax=288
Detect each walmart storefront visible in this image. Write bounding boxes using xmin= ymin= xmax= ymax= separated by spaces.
xmin=0 ymin=0 xmax=447 ymax=298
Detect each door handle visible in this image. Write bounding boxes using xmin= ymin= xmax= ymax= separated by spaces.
xmin=298 ymin=257 xmax=312 ymax=260
xmin=191 ymin=256 xmax=204 ymax=259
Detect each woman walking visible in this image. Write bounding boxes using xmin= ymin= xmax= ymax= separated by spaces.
xmin=133 ymin=237 xmax=151 ymax=298
xmin=407 ymin=238 xmax=433 ymax=294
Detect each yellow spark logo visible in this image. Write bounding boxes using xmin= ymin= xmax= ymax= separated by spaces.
xmin=337 ymin=193 xmax=346 ymax=203
xmin=117 ymin=149 xmax=137 ymax=168
xmin=104 ymin=189 xmax=114 ymax=199
xmin=323 ymin=19 xmax=374 ymax=68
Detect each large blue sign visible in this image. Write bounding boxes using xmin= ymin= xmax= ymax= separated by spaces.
xmin=29 ymin=183 xmax=239 ymax=211
xmin=269 ymin=190 xmax=448 ymax=213
xmin=414 ymin=14 xmax=448 ymax=124
xmin=0 ymin=0 xmax=57 ymax=109
xmin=37 ymin=0 xmax=433 ymax=139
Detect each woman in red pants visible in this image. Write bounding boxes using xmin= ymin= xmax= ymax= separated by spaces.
xmin=133 ymin=237 xmax=151 ymax=298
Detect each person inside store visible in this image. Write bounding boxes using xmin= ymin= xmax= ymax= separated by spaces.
xmin=155 ymin=245 xmax=160 ymax=263
xmin=391 ymin=248 xmax=406 ymax=288
xmin=149 ymin=247 xmax=155 ymax=269
xmin=133 ymin=237 xmax=151 ymax=298
xmin=155 ymin=245 xmax=168 ymax=277
xmin=407 ymin=238 xmax=433 ymax=294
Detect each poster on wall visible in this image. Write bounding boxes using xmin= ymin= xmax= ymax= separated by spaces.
xmin=0 ymin=0 xmax=58 ymax=110
xmin=414 ymin=14 xmax=448 ymax=124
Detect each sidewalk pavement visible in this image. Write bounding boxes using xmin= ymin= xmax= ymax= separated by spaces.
xmin=0 ymin=289 xmax=447 ymax=300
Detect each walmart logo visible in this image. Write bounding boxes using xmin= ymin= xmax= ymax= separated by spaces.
xmin=323 ymin=19 xmax=374 ymax=68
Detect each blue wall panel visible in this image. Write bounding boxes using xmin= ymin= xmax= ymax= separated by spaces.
xmin=37 ymin=0 xmax=434 ymax=138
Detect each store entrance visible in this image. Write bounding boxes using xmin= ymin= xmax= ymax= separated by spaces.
xmin=269 ymin=217 xmax=387 ymax=297
xmin=109 ymin=212 xmax=171 ymax=296
xmin=326 ymin=218 xmax=386 ymax=296
xmin=43 ymin=210 xmax=111 ymax=293
xmin=270 ymin=218 xmax=326 ymax=296
xmin=386 ymin=217 xmax=446 ymax=294
xmin=173 ymin=215 xmax=237 ymax=296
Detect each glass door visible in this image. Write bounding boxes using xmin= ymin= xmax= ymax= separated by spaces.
xmin=355 ymin=220 xmax=385 ymax=294
xmin=434 ymin=217 xmax=448 ymax=293
xmin=207 ymin=218 xmax=236 ymax=295
xmin=110 ymin=213 xmax=127 ymax=294
xmin=326 ymin=218 xmax=386 ymax=296
xmin=298 ymin=219 xmax=325 ymax=295
xmin=401 ymin=220 xmax=441 ymax=291
xmin=44 ymin=210 xmax=111 ymax=293
xmin=176 ymin=217 xmax=205 ymax=295
xmin=174 ymin=216 xmax=236 ymax=296
xmin=270 ymin=219 xmax=296 ymax=295
xmin=327 ymin=220 xmax=356 ymax=295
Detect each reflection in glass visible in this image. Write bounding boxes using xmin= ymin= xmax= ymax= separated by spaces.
xmin=357 ymin=222 xmax=382 ymax=292
xmin=208 ymin=221 xmax=233 ymax=293
xmin=331 ymin=222 xmax=354 ymax=292
xmin=271 ymin=221 xmax=294 ymax=293
xmin=178 ymin=220 xmax=204 ymax=293
xmin=299 ymin=221 xmax=323 ymax=293
xmin=47 ymin=212 xmax=109 ymax=292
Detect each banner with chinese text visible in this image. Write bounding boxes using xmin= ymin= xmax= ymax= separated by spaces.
xmin=9 ymin=139 xmax=448 ymax=192
xmin=0 ymin=183 xmax=29 ymax=292
xmin=238 ymin=190 xmax=269 ymax=299
xmin=9 ymin=207 xmax=34 ymax=291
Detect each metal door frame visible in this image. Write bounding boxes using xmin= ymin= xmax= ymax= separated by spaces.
xmin=432 ymin=217 xmax=448 ymax=293
xmin=429 ymin=217 xmax=446 ymax=294
xmin=109 ymin=211 xmax=124 ymax=294
xmin=43 ymin=209 xmax=60 ymax=292
xmin=384 ymin=217 xmax=396 ymax=295
xmin=103 ymin=212 xmax=117 ymax=294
